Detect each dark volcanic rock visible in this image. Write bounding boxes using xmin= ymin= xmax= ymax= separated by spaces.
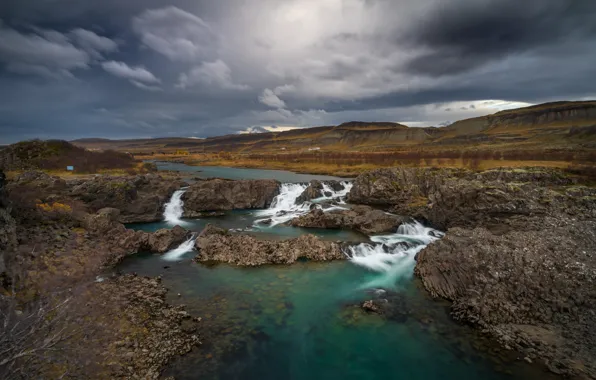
xmin=415 ymin=219 xmax=596 ymax=378
xmin=348 ymin=167 xmax=589 ymax=231
xmin=84 ymin=208 xmax=191 ymax=256
xmin=295 ymin=180 xmax=324 ymax=204
xmin=69 ymin=173 xmax=184 ymax=223
xmin=7 ymin=171 xmax=184 ymax=224
xmin=195 ymin=224 xmax=343 ymax=266
xmin=290 ymin=205 xmax=407 ymax=234
xmin=182 ymin=179 xmax=280 ymax=214
xmin=295 ymin=180 xmax=347 ymax=204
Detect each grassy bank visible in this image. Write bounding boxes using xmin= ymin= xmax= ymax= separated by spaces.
xmin=137 ymin=152 xmax=575 ymax=177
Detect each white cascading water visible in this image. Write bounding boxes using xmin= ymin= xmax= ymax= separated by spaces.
xmin=254 ymin=183 xmax=310 ymax=226
xmin=254 ymin=181 xmax=353 ymax=226
xmin=163 ymin=188 xmax=187 ymax=225
xmin=346 ymin=221 xmax=444 ymax=288
xmin=162 ymin=235 xmax=196 ymax=261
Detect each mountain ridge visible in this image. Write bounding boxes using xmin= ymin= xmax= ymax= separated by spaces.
xmin=72 ymin=100 xmax=596 ymax=153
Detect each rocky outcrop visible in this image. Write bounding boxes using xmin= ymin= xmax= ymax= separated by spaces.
xmin=6 ymin=171 xmax=184 ymax=224
xmin=289 ymin=205 xmax=407 ymax=234
xmin=182 ymin=179 xmax=280 ymax=213
xmin=415 ymin=218 xmax=596 ymax=378
xmin=195 ymin=225 xmax=343 ymax=266
xmin=69 ymin=173 xmax=185 ymax=223
xmin=348 ymin=167 xmax=587 ymax=231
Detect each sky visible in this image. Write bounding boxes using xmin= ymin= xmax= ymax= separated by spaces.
xmin=0 ymin=0 xmax=595 ymax=143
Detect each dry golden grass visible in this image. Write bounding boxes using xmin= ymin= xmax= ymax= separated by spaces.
xmin=138 ymin=152 xmax=574 ymax=177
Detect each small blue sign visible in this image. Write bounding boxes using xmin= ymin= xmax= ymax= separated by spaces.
xmin=66 ymin=166 xmax=74 ymax=171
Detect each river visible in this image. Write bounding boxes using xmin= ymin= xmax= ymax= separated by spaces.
xmin=118 ymin=164 xmax=554 ymax=380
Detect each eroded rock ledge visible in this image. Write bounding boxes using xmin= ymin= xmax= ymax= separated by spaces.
xmin=289 ymin=205 xmax=408 ymax=234
xmin=182 ymin=178 xmax=280 ymax=217
xmin=195 ymin=224 xmax=344 ymax=266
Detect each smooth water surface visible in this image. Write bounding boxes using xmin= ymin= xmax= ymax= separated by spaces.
xmin=153 ymin=161 xmax=347 ymax=182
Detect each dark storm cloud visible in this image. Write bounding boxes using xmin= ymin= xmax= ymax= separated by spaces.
xmin=403 ymin=0 xmax=596 ymax=76
xmin=0 ymin=0 xmax=595 ymax=143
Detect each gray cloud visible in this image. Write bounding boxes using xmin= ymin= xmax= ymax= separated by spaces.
xmin=0 ymin=0 xmax=595 ymax=143
xmin=258 ymin=89 xmax=286 ymax=108
xmin=178 ymin=60 xmax=248 ymax=90
xmin=132 ymin=6 xmax=217 ymax=62
xmin=0 ymin=22 xmax=90 ymax=74
xmin=70 ymin=28 xmax=118 ymax=57
xmin=402 ymin=0 xmax=596 ymax=77
xmin=101 ymin=61 xmax=161 ymax=84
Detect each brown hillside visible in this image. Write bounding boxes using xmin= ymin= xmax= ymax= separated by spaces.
xmin=72 ymin=101 xmax=596 ymax=154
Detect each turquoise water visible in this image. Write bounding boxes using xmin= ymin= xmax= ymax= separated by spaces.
xmin=128 ymin=210 xmax=368 ymax=243
xmin=117 ymin=250 xmax=552 ymax=380
xmin=152 ymin=161 xmax=347 ymax=182
xmin=118 ymin=164 xmax=554 ymax=379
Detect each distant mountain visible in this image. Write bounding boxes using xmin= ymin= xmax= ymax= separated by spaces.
xmin=72 ymin=101 xmax=596 ymax=153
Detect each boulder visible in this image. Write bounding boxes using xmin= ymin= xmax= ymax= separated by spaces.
xmin=146 ymin=225 xmax=190 ymax=253
xmin=295 ymin=180 xmax=324 ymax=203
xmin=295 ymin=180 xmax=347 ymax=204
xmin=195 ymin=225 xmax=343 ymax=266
xmin=182 ymin=179 xmax=280 ymax=213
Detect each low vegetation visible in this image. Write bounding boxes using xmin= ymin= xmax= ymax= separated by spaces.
xmin=0 ymin=140 xmax=135 ymax=173
xmin=0 ymin=140 xmax=157 ymax=176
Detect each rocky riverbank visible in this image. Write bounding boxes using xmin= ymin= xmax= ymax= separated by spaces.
xmin=0 ymin=169 xmax=201 ymax=378
xmin=349 ymin=167 xmax=596 ymax=378
xmin=8 ymin=171 xmax=187 ymax=224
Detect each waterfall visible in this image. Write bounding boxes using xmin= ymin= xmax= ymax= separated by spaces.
xmin=254 ymin=183 xmax=310 ymax=226
xmin=254 ymin=181 xmax=353 ymax=227
xmin=345 ymin=221 xmax=444 ymax=288
xmin=164 ymin=188 xmax=187 ymax=225
xmin=315 ymin=181 xmax=353 ymax=203
xmin=162 ymin=235 xmax=196 ymax=261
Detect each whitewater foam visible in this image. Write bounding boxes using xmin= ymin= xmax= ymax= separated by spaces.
xmin=162 ymin=236 xmax=196 ymax=261
xmin=346 ymin=221 xmax=443 ymax=288
xmin=164 ymin=188 xmax=187 ymax=225
xmin=254 ymin=181 xmax=352 ymax=227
